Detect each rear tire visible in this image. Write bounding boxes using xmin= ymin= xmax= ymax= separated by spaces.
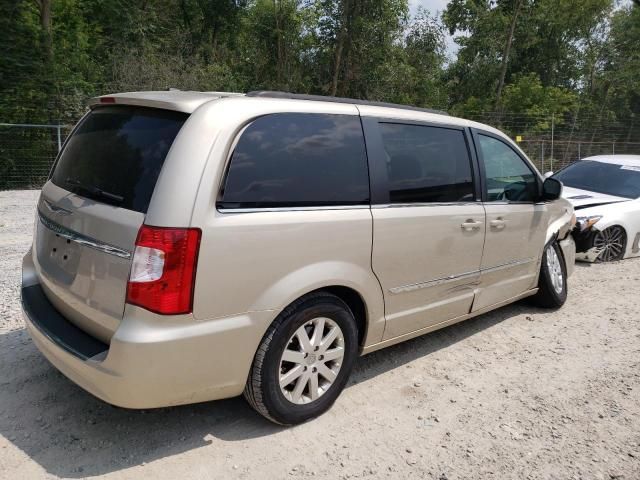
xmin=244 ymin=292 xmax=359 ymax=425
xmin=531 ymin=240 xmax=568 ymax=308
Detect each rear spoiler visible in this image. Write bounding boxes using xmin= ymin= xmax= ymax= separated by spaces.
xmin=88 ymin=91 xmax=243 ymax=114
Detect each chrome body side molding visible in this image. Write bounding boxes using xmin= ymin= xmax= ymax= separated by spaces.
xmin=389 ymin=257 xmax=535 ymax=294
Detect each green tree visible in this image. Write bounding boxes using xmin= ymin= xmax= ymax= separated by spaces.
xmin=237 ymin=0 xmax=309 ymax=91
xmin=444 ymin=0 xmax=611 ymax=106
xmin=314 ymin=0 xmax=408 ymax=98
xmin=378 ymin=7 xmax=447 ymax=108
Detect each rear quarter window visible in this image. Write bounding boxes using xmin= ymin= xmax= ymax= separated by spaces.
xmin=218 ymin=113 xmax=370 ymax=209
xmin=51 ymin=106 xmax=188 ymax=213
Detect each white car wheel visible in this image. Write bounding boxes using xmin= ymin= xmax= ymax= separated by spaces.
xmin=593 ymin=226 xmax=626 ymax=262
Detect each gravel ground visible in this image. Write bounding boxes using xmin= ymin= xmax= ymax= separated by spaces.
xmin=1 ymin=189 xmax=639 ymax=480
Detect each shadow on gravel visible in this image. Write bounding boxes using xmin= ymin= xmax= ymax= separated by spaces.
xmin=574 ymin=262 xmax=593 ymax=268
xmin=0 ymin=301 xmax=534 ymax=477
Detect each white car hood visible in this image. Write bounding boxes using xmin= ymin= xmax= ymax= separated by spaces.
xmin=561 ymin=186 xmax=629 ymax=209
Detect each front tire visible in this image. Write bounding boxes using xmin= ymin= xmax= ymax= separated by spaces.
xmin=244 ymin=292 xmax=359 ymax=425
xmin=593 ymin=226 xmax=626 ymax=262
xmin=531 ymin=240 xmax=568 ymax=308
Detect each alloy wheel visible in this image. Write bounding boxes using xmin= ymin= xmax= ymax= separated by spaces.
xmin=593 ymin=226 xmax=625 ymax=262
xmin=546 ymin=246 xmax=564 ymax=294
xmin=279 ymin=317 xmax=345 ymax=405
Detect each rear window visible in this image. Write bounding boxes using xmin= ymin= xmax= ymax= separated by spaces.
xmin=218 ymin=113 xmax=370 ymax=209
xmin=51 ymin=106 xmax=188 ymax=213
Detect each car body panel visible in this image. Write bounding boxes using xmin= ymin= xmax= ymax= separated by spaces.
xmin=33 ymin=181 xmax=143 ymax=342
xmin=562 ymin=186 xmax=628 ymax=208
xmin=371 ymin=203 xmax=486 ymax=340
xmin=473 ymin=203 xmax=548 ymax=310
xmin=23 ymin=251 xmax=272 ymax=407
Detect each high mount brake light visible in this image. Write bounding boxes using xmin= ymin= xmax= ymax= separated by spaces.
xmin=126 ymin=226 xmax=201 ymax=315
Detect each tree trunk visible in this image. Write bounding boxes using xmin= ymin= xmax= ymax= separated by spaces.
xmin=330 ymin=0 xmax=350 ymax=97
xmin=180 ymin=0 xmax=192 ymax=31
xmin=495 ymin=0 xmax=522 ymax=108
xmin=588 ymin=84 xmax=609 ymax=156
xmin=274 ymin=0 xmax=284 ymax=86
xmin=38 ymin=0 xmax=53 ymax=62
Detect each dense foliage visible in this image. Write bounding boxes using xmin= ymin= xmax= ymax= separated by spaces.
xmin=0 ymin=0 xmax=638 ymax=187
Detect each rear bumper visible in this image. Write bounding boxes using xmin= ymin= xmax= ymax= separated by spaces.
xmin=22 ymin=249 xmax=276 ymax=408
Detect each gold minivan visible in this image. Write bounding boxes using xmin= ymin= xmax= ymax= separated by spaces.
xmin=22 ymin=91 xmax=576 ymax=425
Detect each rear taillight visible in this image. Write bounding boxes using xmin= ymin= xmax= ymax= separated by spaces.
xmin=126 ymin=226 xmax=201 ymax=315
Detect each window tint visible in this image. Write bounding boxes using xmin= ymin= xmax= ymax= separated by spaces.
xmin=477 ymin=134 xmax=539 ymax=202
xmin=51 ymin=106 xmax=188 ymax=213
xmin=553 ymin=160 xmax=640 ymax=199
xmin=219 ymin=113 xmax=369 ymax=208
xmin=378 ymin=123 xmax=475 ymax=203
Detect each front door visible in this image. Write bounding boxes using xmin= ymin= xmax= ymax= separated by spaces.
xmin=472 ymin=131 xmax=549 ymax=311
xmin=363 ymin=118 xmax=486 ymax=340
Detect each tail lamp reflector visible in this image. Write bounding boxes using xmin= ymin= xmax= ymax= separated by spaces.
xmin=126 ymin=226 xmax=201 ymax=315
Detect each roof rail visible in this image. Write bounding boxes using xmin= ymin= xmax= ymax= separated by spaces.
xmin=245 ymin=91 xmax=448 ymax=116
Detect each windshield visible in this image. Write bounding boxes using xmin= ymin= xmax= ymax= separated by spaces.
xmin=51 ymin=106 xmax=188 ymax=213
xmin=553 ymin=160 xmax=640 ymax=199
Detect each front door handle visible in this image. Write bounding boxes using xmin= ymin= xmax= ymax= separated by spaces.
xmin=490 ymin=218 xmax=506 ymax=230
xmin=461 ymin=220 xmax=482 ymax=231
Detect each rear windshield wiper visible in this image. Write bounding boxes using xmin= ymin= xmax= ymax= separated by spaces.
xmin=65 ymin=178 xmax=124 ymax=204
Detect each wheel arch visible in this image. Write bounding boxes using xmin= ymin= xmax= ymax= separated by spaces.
xmin=315 ymin=286 xmax=368 ymax=349
xmin=250 ymin=261 xmax=386 ymax=348
xmin=267 ymin=284 xmax=373 ymax=351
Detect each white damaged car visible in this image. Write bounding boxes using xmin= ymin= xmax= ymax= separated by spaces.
xmin=549 ymin=155 xmax=640 ymax=262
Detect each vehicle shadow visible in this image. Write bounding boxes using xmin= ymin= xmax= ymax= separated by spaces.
xmin=0 ymin=301 xmax=536 ymax=478
xmin=574 ymin=261 xmax=592 ymax=268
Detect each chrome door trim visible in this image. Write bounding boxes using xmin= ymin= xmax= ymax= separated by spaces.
xmin=389 ymin=270 xmax=480 ymax=294
xmin=372 ymin=202 xmax=480 ymax=209
xmin=482 ymin=257 xmax=535 ymax=274
xmin=37 ymin=210 xmax=132 ymax=259
xmin=217 ymin=205 xmax=370 ymax=214
xmin=388 ymin=257 xmax=535 ymax=294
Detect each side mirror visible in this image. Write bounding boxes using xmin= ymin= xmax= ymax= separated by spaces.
xmin=541 ymin=177 xmax=562 ymax=201
xmin=543 ymin=171 xmax=554 ymax=179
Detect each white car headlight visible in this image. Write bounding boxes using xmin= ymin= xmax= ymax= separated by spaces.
xmin=576 ymin=215 xmax=603 ymax=232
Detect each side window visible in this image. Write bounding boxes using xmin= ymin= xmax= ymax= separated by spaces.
xmin=477 ymin=134 xmax=539 ymax=202
xmin=378 ymin=123 xmax=475 ymax=204
xmin=219 ymin=113 xmax=369 ymax=208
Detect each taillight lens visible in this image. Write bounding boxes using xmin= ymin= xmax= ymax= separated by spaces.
xmin=126 ymin=226 xmax=201 ymax=315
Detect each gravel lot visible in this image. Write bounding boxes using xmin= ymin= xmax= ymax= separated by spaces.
xmin=1 ymin=189 xmax=639 ymax=480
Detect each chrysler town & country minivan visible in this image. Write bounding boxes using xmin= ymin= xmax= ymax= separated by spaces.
xmin=22 ymin=91 xmax=576 ymax=425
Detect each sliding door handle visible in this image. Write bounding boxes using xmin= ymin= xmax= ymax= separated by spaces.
xmin=461 ymin=220 xmax=482 ymax=231
xmin=490 ymin=218 xmax=506 ymax=230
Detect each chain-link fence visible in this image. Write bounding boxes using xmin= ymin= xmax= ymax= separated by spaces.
xmin=465 ymin=110 xmax=640 ymax=173
xmin=517 ymin=139 xmax=640 ymax=173
xmin=0 ymin=110 xmax=638 ymax=190
xmin=0 ymin=123 xmax=71 ymax=190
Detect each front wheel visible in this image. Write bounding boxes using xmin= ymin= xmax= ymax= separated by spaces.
xmin=593 ymin=226 xmax=626 ymax=262
xmin=531 ymin=240 xmax=568 ymax=308
xmin=244 ymin=292 xmax=359 ymax=425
